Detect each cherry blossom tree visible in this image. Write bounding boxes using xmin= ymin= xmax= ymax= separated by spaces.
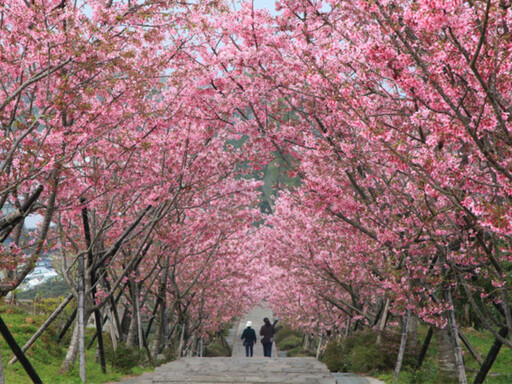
xmin=3 ymin=0 xmax=512 ymax=382
xmin=186 ymin=0 xmax=512 ymax=382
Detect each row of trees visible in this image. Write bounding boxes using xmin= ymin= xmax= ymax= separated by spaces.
xmin=1 ymin=0 xmax=511 ymax=383
xmin=0 ymin=0 xmax=265 ymax=381
xmin=181 ymin=1 xmax=512 ymax=383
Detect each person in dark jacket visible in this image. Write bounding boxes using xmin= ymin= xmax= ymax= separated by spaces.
xmin=241 ymin=321 xmax=257 ymax=357
xmin=259 ymin=317 xmax=277 ymax=357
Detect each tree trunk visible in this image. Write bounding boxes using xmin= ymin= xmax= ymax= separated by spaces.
xmin=150 ymin=300 xmax=164 ymax=358
xmin=60 ymin=322 xmax=80 ymax=374
xmin=445 ymin=287 xmax=467 ymax=384
xmin=177 ymin=324 xmax=186 ymax=357
xmin=78 ymin=250 xmax=86 ymax=383
xmin=119 ymin=304 xmax=131 ymax=343
xmin=81 ymin=203 xmax=106 ymax=374
xmin=92 ymin=307 xmax=106 ymax=373
xmin=197 ymin=337 xmax=203 ymax=357
xmin=435 ymin=326 xmax=458 ymax=383
xmin=303 ymin=335 xmax=310 ymax=350
xmin=104 ymin=276 xmax=123 ymax=345
xmin=60 ymin=251 xmax=87 ymax=381
xmin=186 ymin=335 xmax=196 ymax=357
xmin=57 ymin=308 xmax=77 ymax=343
xmin=393 ymin=310 xmax=410 ymax=383
xmin=416 ymin=327 xmax=433 ymax=370
xmin=463 ymin=304 xmax=471 ymax=327
xmin=163 ymin=307 xmax=171 ymax=351
xmin=126 ymin=312 xmax=138 ymax=348
xmin=376 ymin=298 xmax=390 ymax=345
xmin=107 ymin=307 xmax=118 ymax=351
xmin=344 ymin=318 xmax=351 ymax=339
xmin=135 ymin=285 xmax=144 ymax=350
xmin=316 ymin=335 xmax=323 ymax=360
xmin=408 ymin=314 xmax=418 ymax=349
xmin=126 ymin=280 xmax=138 ymax=348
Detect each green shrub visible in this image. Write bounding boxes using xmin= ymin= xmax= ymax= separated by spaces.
xmin=204 ymin=337 xmax=231 ymax=357
xmin=348 ymin=343 xmax=395 ymax=373
xmin=278 ymin=335 xmax=303 ymax=350
xmin=323 ymin=339 xmax=347 ymax=372
xmin=156 ymin=346 xmax=176 ymax=364
xmin=322 ymin=328 xmax=420 ymax=374
xmin=274 ymin=325 xmax=302 ymax=344
xmin=286 ymin=347 xmax=316 ymax=357
xmin=106 ymin=344 xmax=145 ymax=373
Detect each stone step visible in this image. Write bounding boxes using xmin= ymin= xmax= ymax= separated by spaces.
xmin=113 ymin=305 xmax=384 ymax=384
xmin=150 ymin=357 xmax=336 ymax=383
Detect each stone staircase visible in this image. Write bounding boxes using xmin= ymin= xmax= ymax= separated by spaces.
xmin=115 ymin=305 xmax=383 ymax=384
xmin=123 ymin=356 xmax=336 ymax=384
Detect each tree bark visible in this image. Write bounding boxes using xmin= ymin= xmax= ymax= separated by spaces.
xmin=445 ymin=287 xmax=467 ymax=384
xmin=197 ymin=337 xmax=203 ymax=357
xmin=408 ymin=314 xmax=418 ymax=349
xmin=435 ymin=326 xmax=458 ymax=383
xmin=126 ymin=280 xmax=139 ymax=348
xmin=81 ymin=204 xmax=106 ymax=374
xmin=415 ymin=327 xmax=433 ymax=370
xmin=107 ymin=306 xmax=118 ymax=351
xmin=303 ymin=334 xmax=310 ymax=350
xmin=393 ymin=310 xmax=410 ymax=383
xmin=60 ymin=322 xmax=79 ymax=374
xmin=316 ymin=335 xmax=323 ymax=360
xmin=150 ymin=256 xmax=169 ymax=359
xmin=150 ymin=297 xmax=163 ymax=358
xmin=177 ymin=323 xmax=186 ymax=357
xmin=376 ymin=298 xmax=390 ymax=345
xmin=57 ymin=308 xmax=77 ymax=343
xmin=78 ymin=249 xmax=86 ymax=383
xmin=135 ymin=284 xmax=144 ymax=350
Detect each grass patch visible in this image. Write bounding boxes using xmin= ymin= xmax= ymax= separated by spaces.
xmin=0 ymin=303 xmax=151 ymax=383
xmin=462 ymin=328 xmax=512 ymax=383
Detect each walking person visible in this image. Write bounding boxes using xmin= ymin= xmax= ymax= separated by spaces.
xmin=260 ymin=317 xmax=277 ymax=357
xmin=241 ymin=321 xmax=257 ymax=357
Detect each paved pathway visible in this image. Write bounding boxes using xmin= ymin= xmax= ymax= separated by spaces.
xmin=150 ymin=357 xmax=336 ymax=383
xmin=231 ymin=305 xmax=277 ymax=358
xmin=116 ymin=306 xmax=384 ymax=384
